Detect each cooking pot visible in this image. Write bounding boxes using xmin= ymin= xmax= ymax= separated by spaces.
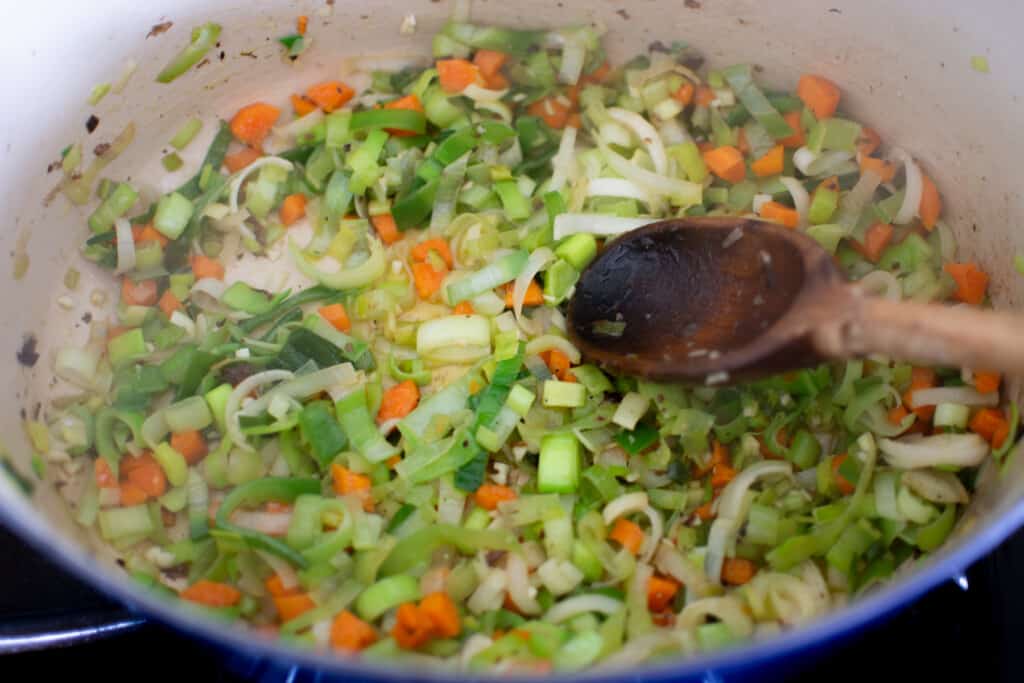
xmin=2 ymin=0 xmax=1024 ymax=679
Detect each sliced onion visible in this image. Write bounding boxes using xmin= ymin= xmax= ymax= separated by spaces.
xmin=558 ymin=38 xmax=586 ymax=85
xmin=902 ymin=469 xmax=970 ymax=504
xmin=654 ymin=540 xmax=711 ymax=597
xmin=461 ymin=83 xmax=509 ymax=102
xmin=552 ymin=213 xmax=650 ymax=241
xmin=891 ymin=149 xmax=923 ymax=225
xmin=793 ymin=147 xmax=818 ymax=176
xmin=602 ymin=491 xmax=649 ymax=525
xmin=243 ymin=363 xmax=359 ymax=413
xmin=512 ymin=247 xmax=554 ymax=321
xmin=231 ymin=510 xmax=292 ymax=536
xmin=169 ymin=310 xmax=196 ymax=339
xmin=504 ymin=553 xmax=541 ymax=615
xmin=524 ymin=335 xmax=581 ymax=364
xmin=226 ymin=369 xmax=295 ymax=452
xmin=476 ymin=99 xmax=513 ymax=123
xmin=113 ymin=218 xmax=136 ymax=274
xmin=467 ymin=568 xmax=507 ymax=615
xmin=599 ymin=142 xmax=700 ymax=204
xmin=228 ymin=157 xmax=294 ymax=214
xmin=602 ymin=631 xmax=691 ymax=668
xmin=544 ymin=594 xmax=623 ymax=623
xmin=779 ymin=176 xmax=809 ymax=230
xmin=587 ymin=177 xmax=651 ymax=202
xmin=909 ymin=386 xmax=999 ymax=408
xmin=857 ymin=270 xmax=902 ymax=301
xmin=836 ymin=169 xmax=882 ymax=233
xmin=808 ymin=150 xmax=855 ymax=177
xmin=707 ymin=461 xmax=792 ymax=584
xmin=752 ymin=193 xmax=772 ymax=214
xmin=677 ymin=596 xmax=754 ymax=637
xmin=607 ymin=107 xmax=668 ymax=175
xmin=879 ymin=433 xmax=989 ymax=469
xmin=656 ymin=117 xmax=689 ymax=146
xmin=548 ymin=126 xmax=578 ymax=194
xmin=257 ymin=550 xmax=298 ymax=590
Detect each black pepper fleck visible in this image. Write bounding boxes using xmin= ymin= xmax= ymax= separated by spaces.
xmin=86 ymin=115 xmax=100 ymax=133
xmin=16 ymin=335 xmax=39 ymax=368
xmin=616 ymin=8 xmax=630 ymax=19
xmin=684 ymin=0 xmax=702 ymax=8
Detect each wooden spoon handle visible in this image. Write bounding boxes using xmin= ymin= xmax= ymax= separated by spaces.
xmin=812 ymin=290 xmax=1024 ymax=374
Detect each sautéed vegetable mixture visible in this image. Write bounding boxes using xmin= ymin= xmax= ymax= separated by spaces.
xmin=41 ymin=15 xmax=1019 ymax=672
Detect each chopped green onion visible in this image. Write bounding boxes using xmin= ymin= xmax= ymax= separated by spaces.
xmin=156 ymin=23 xmax=223 ymax=84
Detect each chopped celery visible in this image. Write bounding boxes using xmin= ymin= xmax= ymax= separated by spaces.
xmin=543 ymin=380 xmax=587 ymax=408
xmin=538 ymin=432 xmax=581 ymax=493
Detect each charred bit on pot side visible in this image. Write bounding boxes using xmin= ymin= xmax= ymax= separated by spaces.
xmin=148 ymin=21 xmax=173 ymax=38
xmin=85 ymin=115 xmax=99 ymax=134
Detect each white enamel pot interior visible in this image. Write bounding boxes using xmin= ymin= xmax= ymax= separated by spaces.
xmin=2 ymin=0 xmax=1024 ymax=679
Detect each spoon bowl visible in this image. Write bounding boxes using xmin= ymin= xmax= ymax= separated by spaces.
xmin=567 ymin=217 xmax=1024 ymax=383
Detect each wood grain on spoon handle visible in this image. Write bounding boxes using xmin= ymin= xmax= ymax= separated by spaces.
xmin=812 ymin=287 xmax=1024 ymax=374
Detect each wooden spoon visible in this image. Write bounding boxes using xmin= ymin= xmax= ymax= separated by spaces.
xmin=566 ymin=216 xmax=1024 ymax=384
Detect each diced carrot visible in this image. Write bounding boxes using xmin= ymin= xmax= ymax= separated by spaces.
xmin=412 ymin=262 xmax=447 ymax=299
xmin=297 ymin=15 xmax=308 ymax=35
xmin=673 ymin=82 xmax=695 ymax=106
xmin=280 ymin=193 xmax=307 ymax=226
xmin=857 ymin=127 xmax=882 ymax=157
xmin=817 ymin=175 xmax=840 ymax=192
xmin=392 ymin=603 xmax=434 ymax=650
xmin=903 ymin=366 xmax=937 ymax=422
xmin=230 ymin=102 xmax=281 ymax=147
xmin=386 ymin=455 xmax=401 ymax=469
xmin=132 ymin=224 xmax=170 ymax=247
xmin=383 ymin=94 xmax=425 ymax=137
xmin=454 ymin=301 xmax=475 ymax=315
xmin=580 ymin=61 xmax=612 ymax=85
xmin=170 ymin=430 xmax=208 ymax=465
xmin=158 ymin=289 xmax=183 ymax=318
xmin=970 ymin=407 xmax=1007 ymax=446
xmin=541 ymin=349 xmax=573 ymax=381
xmin=485 ymin=71 xmax=510 ymax=90
xmin=274 ymin=593 xmax=317 ymax=621
xmin=504 ymin=280 xmax=545 ymax=308
xmin=721 ymin=557 xmax=758 ymax=586
xmin=993 ymin=421 xmax=1011 ymax=449
xmin=331 ymin=464 xmax=374 ymax=511
xmin=419 ymin=592 xmax=461 ymax=638
xmin=778 ymin=111 xmax=805 ymax=148
xmin=265 ymin=573 xmax=299 ymax=598
xmin=290 ymin=94 xmax=318 ymax=117
xmin=437 ymin=59 xmax=482 ymax=94
xmin=750 ymin=144 xmax=785 ymax=177
xmin=831 ymin=454 xmax=855 ymax=495
xmin=711 ymin=462 xmax=737 ymax=489
xmin=181 ymin=580 xmax=241 ymax=607
xmin=473 ymin=483 xmax=517 ymax=511
xmin=974 ymin=370 xmax=1001 ymax=394
xmin=647 ymin=575 xmax=680 ymax=612
xmin=564 ymin=84 xmax=581 ymax=106
xmin=94 ymin=459 xmax=118 ymax=489
xmin=122 ymin=451 xmax=167 ymax=498
xmin=370 ymin=213 xmax=401 ymax=245
xmin=859 ymin=156 xmax=896 ymax=183
xmin=191 ymin=253 xmax=225 ymax=281
xmin=702 ymin=146 xmax=746 ymax=184
xmin=121 ymin=278 xmax=158 ymax=306
xmin=853 ymin=222 xmax=894 ymax=263
xmin=693 ymin=499 xmax=715 ymax=521
xmin=411 ymin=239 xmax=454 ymax=268
xmin=759 ymin=201 xmax=799 ymax=229
xmin=473 ymin=49 xmax=507 ymax=77
xmin=331 ymin=610 xmax=378 ymax=652
xmin=119 ymin=482 xmax=148 ymax=506
xmin=796 ymin=74 xmax=841 ymax=119
xmin=527 ymin=97 xmax=573 ymax=130
xmin=944 ymin=262 xmax=989 ymax=305
xmin=888 ymin=405 xmax=910 ymax=426
xmin=377 ymin=380 xmax=420 ymax=424
xmin=306 ymin=81 xmax=355 ymax=113
xmin=224 ymin=146 xmax=263 ymax=173
xmin=695 ymin=86 xmax=715 ymax=107
xmin=919 ymin=173 xmax=942 ymax=230
xmin=736 ymin=128 xmax=750 ymax=156
xmin=609 ymin=518 xmax=645 ymax=555
xmin=318 ymin=303 xmax=351 ymax=333
xmin=694 ymin=440 xmax=730 ymax=478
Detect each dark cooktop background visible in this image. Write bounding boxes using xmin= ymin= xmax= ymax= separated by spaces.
xmin=1 ymin=521 xmax=1020 ymax=681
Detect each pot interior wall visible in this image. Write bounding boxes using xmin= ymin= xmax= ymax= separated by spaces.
xmin=2 ymin=0 xmax=1023 ymax=655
